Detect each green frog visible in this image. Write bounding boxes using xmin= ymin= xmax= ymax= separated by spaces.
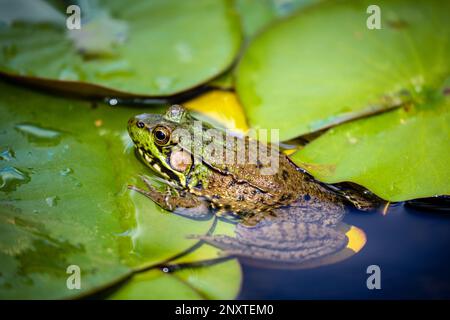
xmin=128 ymin=105 xmax=380 ymax=265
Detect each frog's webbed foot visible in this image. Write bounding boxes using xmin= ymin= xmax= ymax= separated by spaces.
xmin=196 ymin=220 xmax=348 ymax=265
xmin=128 ymin=176 xmax=211 ymax=220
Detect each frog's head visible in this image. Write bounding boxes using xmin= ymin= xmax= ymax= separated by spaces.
xmin=127 ymin=105 xmax=194 ymax=186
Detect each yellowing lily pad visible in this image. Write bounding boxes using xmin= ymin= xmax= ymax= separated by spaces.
xmin=0 ymin=0 xmax=241 ymax=96
xmin=185 ymin=90 xmax=249 ymax=134
xmin=236 ymin=0 xmax=450 ymax=141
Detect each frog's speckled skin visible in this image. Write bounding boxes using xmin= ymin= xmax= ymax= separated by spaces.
xmin=127 ymin=105 xmax=380 ymax=265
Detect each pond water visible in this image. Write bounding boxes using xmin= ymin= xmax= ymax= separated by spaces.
xmin=237 ymin=203 xmax=450 ymax=299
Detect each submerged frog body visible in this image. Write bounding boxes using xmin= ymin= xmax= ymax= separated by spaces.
xmin=128 ymin=105 xmax=380 ymax=265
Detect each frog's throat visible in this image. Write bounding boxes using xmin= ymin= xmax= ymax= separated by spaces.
xmin=136 ymin=147 xmax=187 ymax=187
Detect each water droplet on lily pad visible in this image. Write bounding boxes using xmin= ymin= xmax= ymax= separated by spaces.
xmin=107 ymin=98 xmax=119 ymax=106
xmin=0 ymin=166 xmax=31 ymax=192
xmin=60 ymin=168 xmax=73 ymax=176
xmin=0 ymin=148 xmax=15 ymax=161
xmin=45 ymin=196 xmax=60 ymax=207
xmin=15 ymin=123 xmax=62 ymax=146
xmin=161 ymin=267 xmax=170 ymax=273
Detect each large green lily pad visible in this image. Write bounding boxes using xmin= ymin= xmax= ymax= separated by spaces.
xmin=236 ymin=0 xmax=450 ymax=141
xmin=292 ymin=90 xmax=450 ymax=202
xmin=0 ymin=80 xmax=241 ymax=299
xmin=0 ymin=0 xmax=241 ymax=96
xmin=208 ymin=0 xmax=319 ymax=90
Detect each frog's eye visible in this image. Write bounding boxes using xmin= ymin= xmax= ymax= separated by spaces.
xmin=152 ymin=126 xmax=171 ymax=145
xmin=136 ymin=121 xmax=145 ymax=128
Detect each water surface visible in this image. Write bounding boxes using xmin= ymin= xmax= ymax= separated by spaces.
xmin=238 ymin=204 xmax=450 ymax=299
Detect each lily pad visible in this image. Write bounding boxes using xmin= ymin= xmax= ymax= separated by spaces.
xmin=0 ymin=0 xmax=241 ymax=96
xmin=0 ymin=82 xmax=132 ymax=299
xmin=292 ymin=93 xmax=450 ymax=201
xmin=208 ymin=71 xmax=235 ymax=90
xmin=127 ymin=192 xmax=230 ymax=269
xmin=207 ymin=0 xmax=319 ymax=90
xmin=236 ymin=0 xmax=450 ymax=141
xmin=109 ymin=259 xmax=241 ymax=300
xmin=0 ymin=80 xmax=242 ymax=299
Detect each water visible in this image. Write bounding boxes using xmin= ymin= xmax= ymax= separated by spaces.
xmin=237 ymin=203 xmax=450 ymax=299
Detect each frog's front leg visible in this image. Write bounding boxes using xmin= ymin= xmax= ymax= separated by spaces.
xmin=128 ymin=176 xmax=211 ymax=219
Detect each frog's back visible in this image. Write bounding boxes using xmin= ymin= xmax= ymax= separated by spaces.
xmin=190 ymin=149 xmax=345 ymax=214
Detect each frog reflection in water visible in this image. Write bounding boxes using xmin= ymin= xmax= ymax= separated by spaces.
xmin=127 ymin=105 xmax=381 ymax=264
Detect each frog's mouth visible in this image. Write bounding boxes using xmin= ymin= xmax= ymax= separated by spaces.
xmin=135 ymin=146 xmax=181 ymax=183
xmin=136 ymin=146 xmax=156 ymax=166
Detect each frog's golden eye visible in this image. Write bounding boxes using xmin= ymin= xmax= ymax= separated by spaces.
xmin=153 ymin=126 xmax=171 ymax=145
